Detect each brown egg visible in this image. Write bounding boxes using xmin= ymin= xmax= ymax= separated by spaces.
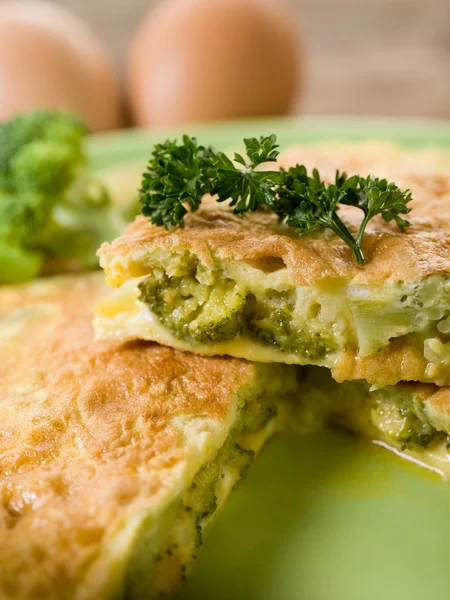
xmin=0 ymin=1 xmax=122 ymax=132
xmin=127 ymin=0 xmax=302 ymax=127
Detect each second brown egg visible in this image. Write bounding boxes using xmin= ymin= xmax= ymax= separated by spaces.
xmin=127 ymin=0 xmax=303 ymax=127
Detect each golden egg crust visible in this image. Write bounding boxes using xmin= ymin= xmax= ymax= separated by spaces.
xmin=0 ymin=273 xmax=291 ymax=599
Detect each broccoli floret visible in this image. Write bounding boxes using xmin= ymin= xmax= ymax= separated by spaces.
xmin=371 ymin=390 xmax=443 ymax=451
xmin=0 ymin=111 xmax=85 ymax=193
xmin=0 ymin=110 xmax=127 ymax=283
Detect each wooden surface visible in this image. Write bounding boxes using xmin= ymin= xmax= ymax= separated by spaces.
xmin=47 ymin=0 xmax=450 ymax=118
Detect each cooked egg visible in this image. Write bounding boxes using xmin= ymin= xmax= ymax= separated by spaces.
xmin=0 ymin=1 xmax=122 ymax=132
xmin=127 ymin=0 xmax=303 ymax=127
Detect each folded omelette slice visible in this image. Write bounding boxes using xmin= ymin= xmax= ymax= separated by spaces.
xmin=96 ymin=142 xmax=450 ymax=387
xmin=0 ymin=273 xmax=296 ymax=600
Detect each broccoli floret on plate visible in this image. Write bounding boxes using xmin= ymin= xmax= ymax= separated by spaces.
xmin=0 ymin=111 xmax=127 ymax=283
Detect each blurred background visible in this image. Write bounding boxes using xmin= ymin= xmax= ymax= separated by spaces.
xmin=64 ymin=0 xmax=450 ymax=119
xmin=50 ymin=0 xmax=450 ymax=118
xmin=0 ymin=0 xmax=448 ymax=132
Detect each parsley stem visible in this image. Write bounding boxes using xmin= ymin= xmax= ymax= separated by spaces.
xmin=331 ymin=213 xmax=365 ymax=264
xmin=355 ymin=212 xmax=371 ymax=249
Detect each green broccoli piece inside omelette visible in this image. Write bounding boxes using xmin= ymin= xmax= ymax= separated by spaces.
xmin=0 ymin=110 xmax=127 ymax=283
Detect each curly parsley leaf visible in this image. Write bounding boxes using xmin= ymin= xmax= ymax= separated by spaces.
xmin=139 ymin=135 xmax=217 ymax=229
xmin=273 ymin=167 xmax=365 ymax=263
xmin=211 ymin=135 xmax=281 ymax=213
xmin=340 ymin=175 xmax=412 ymax=248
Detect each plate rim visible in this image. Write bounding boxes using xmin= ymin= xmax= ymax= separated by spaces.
xmin=89 ymin=115 xmax=450 ymax=162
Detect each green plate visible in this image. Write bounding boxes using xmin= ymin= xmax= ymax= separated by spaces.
xmin=90 ymin=117 xmax=450 ymax=600
xmin=88 ymin=115 xmax=450 ymax=170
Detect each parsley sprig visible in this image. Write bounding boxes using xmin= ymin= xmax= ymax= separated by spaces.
xmin=140 ymin=136 xmax=216 ymax=229
xmin=139 ymin=134 xmax=412 ymax=264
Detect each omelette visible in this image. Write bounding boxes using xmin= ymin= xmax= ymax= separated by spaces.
xmin=95 ymin=142 xmax=450 ymax=387
xmin=2 ymin=276 xmax=450 ymax=599
xmin=293 ymin=367 xmax=450 ymax=479
xmin=0 ymin=273 xmax=296 ymax=600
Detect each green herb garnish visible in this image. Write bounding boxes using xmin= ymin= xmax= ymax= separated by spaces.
xmin=140 ymin=135 xmax=217 ymax=230
xmin=140 ymin=134 xmax=412 ymax=264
